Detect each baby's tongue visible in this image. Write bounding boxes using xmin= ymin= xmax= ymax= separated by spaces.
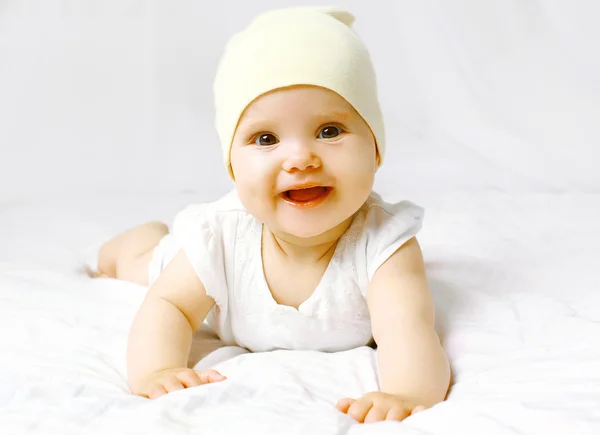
xmin=287 ymin=187 xmax=327 ymax=202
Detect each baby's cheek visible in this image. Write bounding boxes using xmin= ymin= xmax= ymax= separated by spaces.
xmin=335 ymin=141 xmax=376 ymax=172
xmin=236 ymin=178 xmax=273 ymax=220
xmin=338 ymin=158 xmax=375 ymax=190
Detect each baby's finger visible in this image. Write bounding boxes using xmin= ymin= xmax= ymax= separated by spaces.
xmin=176 ymin=370 xmax=202 ymax=388
xmin=364 ymin=405 xmax=387 ymax=424
xmin=132 ymin=390 xmax=150 ymax=399
xmin=163 ymin=379 xmax=185 ymax=393
xmin=348 ymin=398 xmax=374 ymax=423
xmin=147 ymin=385 xmax=168 ymax=400
xmin=197 ymin=369 xmax=227 ymax=384
xmin=385 ymin=406 xmax=411 ymax=422
xmin=411 ymin=405 xmax=426 ymax=415
xmin=335 ymin=398 xmax=355 ymax=413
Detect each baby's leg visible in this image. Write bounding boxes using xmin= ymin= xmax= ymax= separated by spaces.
xmin=96 ymin=221 xmax=168 ymax=286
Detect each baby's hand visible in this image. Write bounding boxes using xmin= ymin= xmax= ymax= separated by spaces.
xmin=336 ymin=392 xmax=425 ymax=424
xmin=131 ymin=368 xmax=226 ymax=399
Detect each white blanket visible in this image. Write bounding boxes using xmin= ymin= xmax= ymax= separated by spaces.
xmin=1 ymin=0 xmax=599 ymax=433
xmin=1 ymin=192 xmax=599 ymax=434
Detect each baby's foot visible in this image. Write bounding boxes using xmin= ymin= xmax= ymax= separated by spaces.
xmin=95 ymin=231 xmax=130 ymax=278
xmin=81 ymin=266 xmax=107 ymax=278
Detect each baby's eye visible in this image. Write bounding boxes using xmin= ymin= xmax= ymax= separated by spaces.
xmin=254 ymin=133 xmax=279 ymax=146
xmin=318 ymin=125 xmax=342 ymax=139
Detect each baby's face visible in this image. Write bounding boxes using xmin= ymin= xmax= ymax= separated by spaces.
xmin=230 ymin=85 xmax=378 ymax=239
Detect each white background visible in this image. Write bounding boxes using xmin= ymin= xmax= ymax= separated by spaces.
xmin=1 ymin=0 xmax=599 ymax=202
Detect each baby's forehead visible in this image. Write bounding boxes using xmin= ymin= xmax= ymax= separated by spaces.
xmin=238 ymin=86 xmax=356 ymax=123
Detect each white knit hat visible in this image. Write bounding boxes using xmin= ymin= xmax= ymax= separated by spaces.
xmin=213 ymin=6 xmax=385 ymax=179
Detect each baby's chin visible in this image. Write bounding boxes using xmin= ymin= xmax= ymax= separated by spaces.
xmin=272 ymin=216 xmax=349 ymax=243
xmin=277 ymin=224 xmax=330 ymax=240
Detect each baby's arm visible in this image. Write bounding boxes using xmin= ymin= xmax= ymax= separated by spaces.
xmin=337 ymin=237 xmax=450 ymax=423
xmin=127 ymin=249 xmax=224 ymax=398
xmin=370 ymin=237 xmax=450 ymax=403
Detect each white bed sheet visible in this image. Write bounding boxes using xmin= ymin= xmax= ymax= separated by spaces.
xmin=1 ymin=190 xmax=599 ymax=435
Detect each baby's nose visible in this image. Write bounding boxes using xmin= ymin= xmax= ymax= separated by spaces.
xmin=281 ymin=141 xmax=322 ymax=172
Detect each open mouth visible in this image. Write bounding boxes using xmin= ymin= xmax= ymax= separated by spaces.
xmin=281 ymin=186 xmax=332 ymax=208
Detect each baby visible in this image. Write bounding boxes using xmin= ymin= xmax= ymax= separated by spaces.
xmin=96 ymin=7 xmax=450 ymax=424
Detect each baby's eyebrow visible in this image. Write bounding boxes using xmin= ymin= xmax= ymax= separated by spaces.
xmin=238 ymin=118 xmax=273 ymax=130
xmin=314 ymin=111 xmax=351 ymax=121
